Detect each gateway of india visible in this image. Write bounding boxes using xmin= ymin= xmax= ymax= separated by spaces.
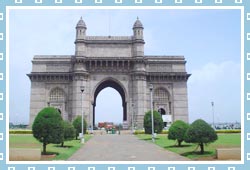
xmin=28 ymin=17 xmax=190 ymax=129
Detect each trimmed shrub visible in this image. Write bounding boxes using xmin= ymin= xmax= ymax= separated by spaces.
xmin=160 ymin=130 xmax=168 ymax=134
xmin=216 ymin=130 xmax=241 ymax=133
xmin=9 ymin=130 xmax=32 ymax=134
xmin=32 ymin=107 xmax=64 ymax=154
xmin=72 ymin=115 xmax=87 ymax=140
xmin=143 ymin=110 xmax=164 ymax=134
xmin=61 ymin=121 xmax=76 ymax=147
xmin=185 ymin=119 xmax=218 ymax=154
xmin=168 ymin=120 xmax=189 ymax=146
xmin=134 ymin=130 xmax=145 ymax=135
xmin=134 ymin=130 xmax=168 ymax=135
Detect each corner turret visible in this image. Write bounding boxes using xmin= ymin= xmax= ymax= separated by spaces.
xmin=76 ymin=17 xmax=87 ymax=40
xmin=75 ymin=17 xmax=87 ymax=56
xmin=133 ymin=17 xmax=144 ymax=40
xmin=132 ymin=17 xmax=145 ymax=57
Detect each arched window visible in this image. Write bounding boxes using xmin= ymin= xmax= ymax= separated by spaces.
xmin=49 ymin=87 xmax=65 ymax=102
xmin=154 ymin=87 xmax=171 ymax=115
xmin=154 ymin=88 xmax=169 ymax=102
xmin=158 ymin=108 xmax=166 ymax=115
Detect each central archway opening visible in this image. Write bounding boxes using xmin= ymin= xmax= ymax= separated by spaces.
xmin=95 ymin=87 xmax=123 ymax=127
xmin=93 ymin=79 xmax=127 ymax=129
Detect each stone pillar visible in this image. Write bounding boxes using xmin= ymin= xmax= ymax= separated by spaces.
xmin=132 ymin=71 xmax=147 ymax=129
xmin=29 ymin=82 xmax=47 ymax=126
xmin=71 ymin=56 xmax=90 ymax=123
xmin=71 ymin=75 xmax=91 ymax=121
xmin=71 ymin=75 xmax=84 ymax=119
xmin=172 ymin=82 xmax=189 ymax=123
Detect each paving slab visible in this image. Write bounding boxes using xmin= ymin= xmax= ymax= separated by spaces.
xmin=68 ymin=134 xmax=190 ymax=161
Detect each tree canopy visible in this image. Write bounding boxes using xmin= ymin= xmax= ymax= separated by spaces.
xmin=143 ymin=110 xmax=164 ymax=134
xmin=168 ymin=120 xmax=189 ymax=147
xmin=32 ymin=107 xmax=64 ymax=154
xmin=184 ymin=119 xmax=218 ymax=154
xmin=72 ymin=115 xmax=87 ymax=139
xmin=61 ymin=120 xmax=76 ymax=147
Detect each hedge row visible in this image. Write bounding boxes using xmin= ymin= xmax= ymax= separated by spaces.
xmin=134 ymin=130 xmax=168 ymax=135
xmin=134 ymin=129 xmax=241 ymax=135
xmin=9 ymin=129 xmax=240 ymax=135
xmin=216 ymin=129 xmax=241 ymax=133
xmin=9 ymin=130 xmax=32 ymax=134
xmin=9 ymin=130 xmax=91 ymax=135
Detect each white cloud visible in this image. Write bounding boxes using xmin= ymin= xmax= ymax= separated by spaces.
xmin=189 ymin=61 xmax=240 ymax=83
xmin=188 ymin=60 xmax=241 ymax=123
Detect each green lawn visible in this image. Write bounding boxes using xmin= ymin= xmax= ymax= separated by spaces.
xmin=9 ymin=134 xmax=92 ymax=160
xmin=136 ymin=133 xmax=241 ymax=160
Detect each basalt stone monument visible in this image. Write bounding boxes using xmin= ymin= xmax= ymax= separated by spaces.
xmin=27 ymin=17 xmax=191 ymax=129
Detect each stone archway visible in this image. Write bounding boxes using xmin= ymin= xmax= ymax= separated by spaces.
xmin=28 ymin=17 xmax=190 ymax=128
xmin=92 ymin=78 xmax=127 ymax=127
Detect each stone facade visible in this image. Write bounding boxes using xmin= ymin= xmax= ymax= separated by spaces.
xmin=27 ymin=17 xmax=190 ymax=129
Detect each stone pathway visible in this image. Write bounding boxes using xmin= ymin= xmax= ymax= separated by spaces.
xmin=68 ymin=134 xmax=190 ymax=161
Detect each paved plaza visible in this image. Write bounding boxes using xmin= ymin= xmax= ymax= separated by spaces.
xmin=68 ymin=134 xmax=190 ymax=161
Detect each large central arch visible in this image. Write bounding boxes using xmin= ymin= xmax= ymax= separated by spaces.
xmin=92 ymin=78 xmax=127 ymax=127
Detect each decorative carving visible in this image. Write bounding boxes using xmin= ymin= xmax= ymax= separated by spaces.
xmin=27 ymin=73 xmax=73 ymax=82
xmin=148 ymin=64 xmax=172 ymax=72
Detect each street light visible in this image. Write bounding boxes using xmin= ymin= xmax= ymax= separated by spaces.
xmin=131 ymin=102 xmax=134 ymax=134
xmin=211 ymin=101 xmax=215 ymax=129
xmin=80 ymin=86 xmax=85 ymax=143
xmin=149 ymin=84 xmax=155 ymax=143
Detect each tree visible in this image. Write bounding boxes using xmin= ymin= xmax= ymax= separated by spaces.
xmin=168 ymin=120 xmax=189 ymax=147
xmin=72 ymin=115 xmax=87 ymax=140
xmin=143 ymin=110 xmax=164 ymax=134
xmin=61 ymin=121 xmax=76 ymax=147
xmin=32 ymin=107 xmax=64 ymax=154
xmin=184 ymin=119 xmax=218 ymax=154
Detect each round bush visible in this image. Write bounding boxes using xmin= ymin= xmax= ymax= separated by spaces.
xmin=143 ymin=110 xmax=164 ymax=134
xmin=185 ymin=119 xmax=218 ymax=154
xmin=32 ymin=107 xmax=64 ymax=154
xmin=168 ymin=120 xmax=189 ymax=146
xmin=61 ymin=120 xmax=76 ymax=147
xmin=73 ymin=115 xmax=87 ymax=139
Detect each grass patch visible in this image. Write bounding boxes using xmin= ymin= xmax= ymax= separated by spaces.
xmin=136 ymin=133 xmax=241 ymax=160
xmin=9 ymin=134 xmax=92 ymax=160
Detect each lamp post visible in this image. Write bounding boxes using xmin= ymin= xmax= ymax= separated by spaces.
xmin=149 ymin=84 xmax=155 ymax=143
xmin=80 ymin=86 xmax=85 ymax=143
xmin=131 ymin=102 xmax=134 ymax=134
xmin=211 ymin=101 xmax=215 ymax=129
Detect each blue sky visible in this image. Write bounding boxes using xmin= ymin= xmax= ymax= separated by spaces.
xmin=9 ymin=9 xmax=241 ymax=125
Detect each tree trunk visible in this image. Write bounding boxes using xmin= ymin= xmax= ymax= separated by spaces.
xmin=61 ymin=142 xmax=64 ymax=147
xmin=43 ymin=143 xmax=46 ymax=155
xmin=178 ymin=140 xmax=181 ymax=147
xmin=200 ymin=143 xmax=204 ymax=154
